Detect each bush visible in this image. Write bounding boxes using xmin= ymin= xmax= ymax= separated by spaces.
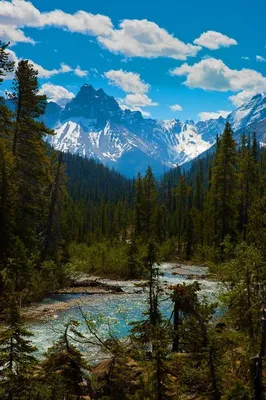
xmin=159 ymin=237 xmax=178 ymax=261
xmin=67 ymin=241 xmax=129 ymax=278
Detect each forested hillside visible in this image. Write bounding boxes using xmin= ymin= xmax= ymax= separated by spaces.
xmin=0 ymin=48 xmax=134 ymax=298
xmin=1 ymin=41 xmax=266 ymax=399
xmin=64 ymin=152 xmax=133 ymax=205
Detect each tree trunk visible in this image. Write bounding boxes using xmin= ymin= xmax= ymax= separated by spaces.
xmin=172 ymin=300 xmax=180 ymax=352
xmin=40 ymin=152 xmax=62 ymax=264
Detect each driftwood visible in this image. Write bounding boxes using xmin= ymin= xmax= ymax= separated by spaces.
xmin=71 ymin=279 xmax=124 ymax=293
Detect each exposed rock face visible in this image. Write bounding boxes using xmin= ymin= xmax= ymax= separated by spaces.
xmin=42 ymin=87 xmax=266 ymax=176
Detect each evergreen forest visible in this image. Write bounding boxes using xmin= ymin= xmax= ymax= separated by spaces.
xmin=1 ymin=41 xmax=266 ymax=400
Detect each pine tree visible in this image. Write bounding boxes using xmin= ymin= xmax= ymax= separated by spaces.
xmin=0 ymin=42 xmax=16 ymax=266
xmin=191 ymin=160 xmax=205 ymax=249
xmin=0 ymin=291 xmax=37 ymax=400
xmin=41 ymin=321 xmax=89 ymax=399
xmin=173 ymin=175 xmax=191 ymax=255
xmin=0 ymin=41 xmax=14 ymax=83
xmin=170 ymin=282 xmax=201 ymax=352
xmin=0 ymin=42 xmax=14 ymax=141
xmin=238 ymin=133 xmax=258 ymax=240
xmin=0 ymin=140 xmax=17 ymax=267
xmin=127 ymin=238 xmax=141 ymax=278
xmin=142 ymin=167 xmax=158 ymax=239
xmin=205 ymin=122 xmax=238 ymax=247
xmin=252 ymin=131 xmax=258 ymax=162
xmin=144 ymin=240 xmax=161 ymax=327
xmin=134 ymin=172 xmax=144 ymax=238
xmin=10 ymin=60 xmax=53 ymax=251
xmin=184 ymin=191 xmax=193 ymax=259
xmin=249 ymin=196 xmax=266 ymax=258
xmin=40 ymin=151 xmax=66 ymax=264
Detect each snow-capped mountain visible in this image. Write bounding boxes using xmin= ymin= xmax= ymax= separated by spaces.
xmin=228 ymin=93 xmax=266 ymax=132
xmin=44 ymin=85 xmax=266 ymax=176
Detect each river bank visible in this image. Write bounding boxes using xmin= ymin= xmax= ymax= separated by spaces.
xmin=25 ymin=263 xmax=218 ymax=357
xmin=22 ymin=263 xmax=210 ymax=322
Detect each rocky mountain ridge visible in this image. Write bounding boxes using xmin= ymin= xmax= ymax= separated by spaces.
xmin=44 ymin=84 xmax=266 ymax=176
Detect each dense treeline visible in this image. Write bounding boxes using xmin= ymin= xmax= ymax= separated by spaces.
xmin=64 ymin=152 xmax=133 ymax=205
xmin=63 ymin=152 xmax=133 ymax=244
xmin=161 ymin=125 xmax=266 ymax=260
xmin=0 ymin=41 xmax=134 ymax=299
xmin=119 ymin=122 xmax=266 ymax=265
xmin=2 ymin=40 xmax=266 ymax=399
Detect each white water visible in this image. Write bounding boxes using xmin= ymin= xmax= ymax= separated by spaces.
xmin=28 ymin=263 xmax=219 ymax=360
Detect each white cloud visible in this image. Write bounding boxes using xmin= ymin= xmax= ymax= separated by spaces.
xmin=29 ymin=61 xmax=73 ymax=78
xmin=74 ymin=66 xmax=88 ymax=77
xmin=0 ymin=0 xmax=42 ymax=27
xmin=104 ymin=69 xmax=158 ymax=116
xmin=170 ymin=104 xmax=182 ymax=111
xmin=256 ymin=55 xmax=266 ymax=62
xmin=194 ymin=30 xmax=237 ymax=50
xmin=5 ymin=50 xmax=87 ymax=79
xmin=0 ymin=0 xmax=113 ymax=41
xmin=123 ymin=93 xmax=158 ymax=107
xmin=0 ymin=25 xmax=35 ymax=44
xmin=0 ymin=1 xmax=201 ymax=60
xmin=171 ymin=57 xmax=266 ymax=93
xmin=198 ymin=110 xmax=230 ymax=121
xmin=98 ymin=19 xmax=201 ymax=60
xmin=39 ymin=83 xmax=75 ymax=106
xmin=42 ymin=9 xmax=113 ymax=37
xmin=241 ymin=56 xmax=250 ymax=60
xmin=59 ymin=63 xmax=72 ymax=73
xmin=229 ymin=90 xmax=258 ymax=107
xmin=117 ymin=98 xmax=151 ymax=117
xmin=105 ymin=69 xmax=149 ymax=94
xmin=105 ymin=69 xmax=158 ymax=117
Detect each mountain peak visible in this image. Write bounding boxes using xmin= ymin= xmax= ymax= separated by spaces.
xmin=61 ymin=83 xmax=120 ymax=121
xmin=251 ymin=92 xmax=265 ymax=101
xmin=76 ymin=83 xmax=96 ymax=99
xmin=96 ymin=88 xmax=106 ymax=96
xmin=227 ymin=91 xmax=266 ymax=131
xmin=45 ymin=85 xmax=266 ymax=176
xmin=81 ymin=83 xmax=95 ymax=90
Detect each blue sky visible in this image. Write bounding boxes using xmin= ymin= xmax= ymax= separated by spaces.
xmin=1 ymin=0 xmax=266 ymax=120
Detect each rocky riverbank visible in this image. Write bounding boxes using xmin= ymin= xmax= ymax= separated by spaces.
xmin=169 ymin=263 xmax=208 ymax=279
xmin=22 ymin=278 xmax=127 ymax=321
xmin=22 ymin=263 xmax=211 ymax=322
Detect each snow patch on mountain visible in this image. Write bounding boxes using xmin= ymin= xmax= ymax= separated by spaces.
xmin=159 ymin=119 xmax=178 ymax=132
xmin=45 ymin=86 xmax=266 ymax=176
xmin=173 ymin=122 xmax=213 ymax=161
xmin=228 ymin=93 xmax=266 ymax=131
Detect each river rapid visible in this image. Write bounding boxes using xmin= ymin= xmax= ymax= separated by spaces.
xmin=27 ymin=263 xmax=219 ymax=360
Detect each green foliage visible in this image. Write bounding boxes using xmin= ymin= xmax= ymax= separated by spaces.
xmin=0 ymin=51 xmax=79 ymax=303
xmin=68 ymin=240 xmax=129 ymax=278
xmin=40 ymin=321 xmax=89 ymax=399
xmin=2 ymin=41 xmax=266 ymax=400
xmin=215 ymin=242 xmax=265 ymax=344
xmin=0 ymin=293 xmax=37 ymax=400
xmin=0 ymin=41 xmax=14 ymax=83
xmin=10 ymin=60 xmax=53 ymax=251
xmin=158 ymin=237 xmax=177 ymax=261
xmin=204 ymin=122 xmax=238 ymax=250
xmin=0 ymin=139 xmax=17 ymax=266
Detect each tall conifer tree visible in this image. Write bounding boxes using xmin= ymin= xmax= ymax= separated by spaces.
xmin=205 ymin=122 xmax=238 ymax=247
xmin=10 ymin=60 xmax=53 ymax=251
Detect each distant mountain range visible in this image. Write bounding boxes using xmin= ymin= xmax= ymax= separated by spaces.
xmin=42 ymin=84 xmax=266 ymax=176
